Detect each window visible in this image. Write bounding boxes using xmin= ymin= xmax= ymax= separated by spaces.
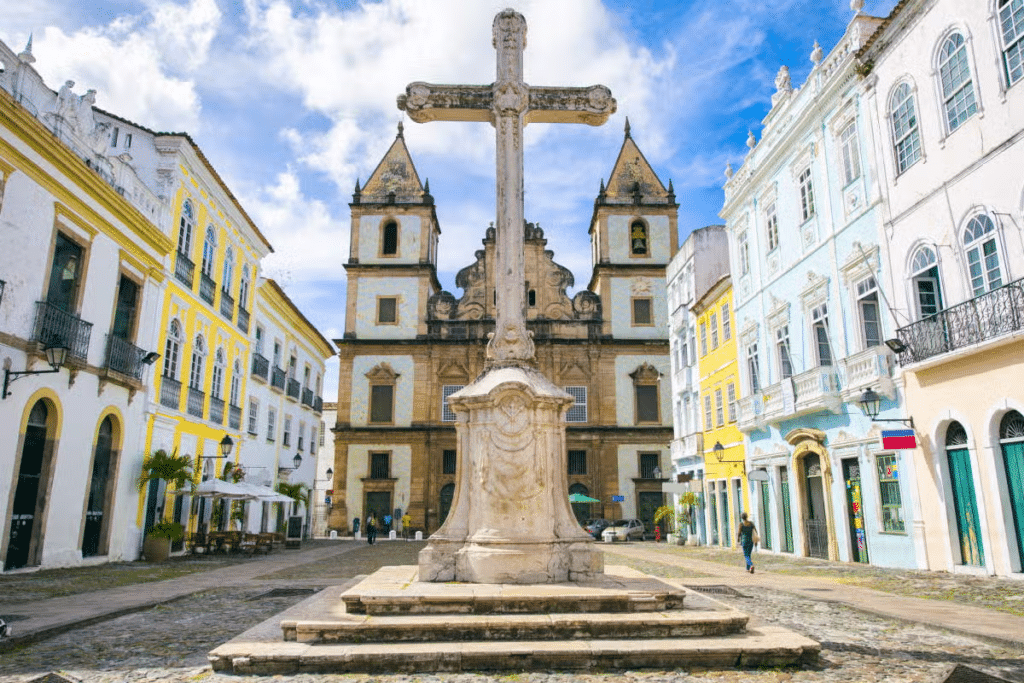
xmin=839 ymin=121 xmax=862 ymax=186
xmin=298 ymin=422 xmax=305 ymax=451
xmin=255 ymin=326 xmax=264 ymax=355
xmin=568 ymin=449 xmax=587 ymax=475
xmin=746 ymin=342 xmax=761 ymax=393
xmin=442 ymin=449 xmax=457 ymax=475
xmin=528 ymin=289 xmax=536 ymax=307
xmin=211 ymin=349 xmax=225 ymax=399
xmin=222 ymin=248 xmax=234 ymax=293
xmin=710 ymin=312 xmax=719 ymax=349
xmin=230 ymin=360 xmax=241 ymax=406
xmin=856 ymin=276 xmax=882 ymax=349
xmin=910 ymin=246 xmax=944 ymax=318
xmin=441 ymin=384 xmax=464 ymax=422
xmin=721 ymin=303 xmax=731 ymax=341
xmin=704 ymin=394 xmax=713 ymax=431
xmin=267 ymin=407 xmax=277 ymax=441
xmin=189 ymin=336 xmax=206 ymax=389
xmin=738 ymin=231 xmax=750 ymax=275
xmin=635 ymin=385 xmax=659 ymax=423
xmin=891 ymin=83 xmax=922 ymax=173
xmin=239 ymin=266 xmax=250 ymax=310
xmin=248 ymin=399 xmax=259 ymax=434
xmin=938 ymin=33 xmax=978 ymax=132
xmin=320 ymin=422 xmax=327 ymax=446
xmin=632 ymin=297 xmax=653 ymax=326
xmin=47 ymin=232 xmax=83 ymax=313
xmin=283 ymin=416 xmax=292 ymax=447
xmin=639 ymin=453 xmax=660 ymax=479
xmin=288 ymin=355 xmax=297 ymax=380
xmin=163 ymin=320 xmax=182 ymax=380
xmin=811 ymin=304 xmax=832 ymax=367
xmin=798 ymin=168 xmax=816 ymax=221
xmin=378 ymin=297 xmax=398 ymax=324
xmin=112 ymin=274 xmax=139 ymax=340
xmin=370 ymin=384 xmax=395 ymax=424
xmin=111 ymin=126 xmax=119 ymax=146
xmin=699 ymin=321 xmax=708 ymax=356
xmin=765 ymin=202 xmax=779 ymax=251
xmin=565 ymin=386 xmax=588 ymax=423
xmin=776 ymin=325 xmax=793 ymax=379
xmin=382 ymin=220 xmax=399 ymax=256
xmin=370 ymin=452 xmax=390 ymax=479
xmin=630 ymin=219 xmax=649 ymax=256
xmin=1001 ymin=0 xmax=1024 ymax=86
xmin=178 ymin=201 xmax=194 ymax=255
xmin=714 ymin=389 xmax=724 ymax=427
xmin=309 ymin=426 xmax=316 ymax=453
xmin=876 ymin=453 xmax=905 ymax=532
xmin=727 ymin=383 xmax=737 ymax=423
xmin=201 ymin=226 xmax=216 ymax=277
xmin=963 ymin=214 xmax=1003 ymax=296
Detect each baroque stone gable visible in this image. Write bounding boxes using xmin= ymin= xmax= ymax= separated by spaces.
xmin=358 ymin=125 xmax=425 ymax=204
xmin=602 ymin=122 xmax=669 ymax=203
xmin=365 ymin=362 xmax=400 ymax=381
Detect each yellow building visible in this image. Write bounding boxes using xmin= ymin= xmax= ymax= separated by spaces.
xmin=694 ymin=275 xmax=748 ymax=547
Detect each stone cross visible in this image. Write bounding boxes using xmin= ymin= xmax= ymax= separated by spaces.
xmin=399 ymin=9 xmax=616 ymax=366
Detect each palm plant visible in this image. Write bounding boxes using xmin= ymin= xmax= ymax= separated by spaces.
xmin=276 ymin=481 xmax=308 ymax=514
xmin=137 ymin=449 xmax=194 ymax=493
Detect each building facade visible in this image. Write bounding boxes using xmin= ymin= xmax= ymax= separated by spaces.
xmin=331 ymin=124 xmax=675 ymax=538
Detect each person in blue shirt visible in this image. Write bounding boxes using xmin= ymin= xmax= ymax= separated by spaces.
xmin=736 ymin=512 xmax=758 ymax=573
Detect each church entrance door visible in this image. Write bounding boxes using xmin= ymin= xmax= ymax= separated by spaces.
xmin=6 ymin=401 xmax=50 ymax=570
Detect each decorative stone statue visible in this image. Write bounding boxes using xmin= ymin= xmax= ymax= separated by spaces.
xmin=811 ymin=41 xmax=823 ymax=66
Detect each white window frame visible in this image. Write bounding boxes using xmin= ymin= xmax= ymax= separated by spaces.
xmin=202 ymin=225 xmax=216 ymax=278
xmin=565 ymin=386 xmax=588 ymax=423
xmin=163 ymin=319 xmax=182 ymax=380
xmin=775 ymin=325 xmax=793 ymax=380
xmin=798 ymin=168 xmax=816 ymax=222
xmin=962 ymin=213 xmax=1004 ymax=296
xmin=936 ymin=31 xmax=979 ymax=134
xmin=248 ymin=398 xmax=259 ymax=435
xmin=710 ymin=312 xmax=719 ymax=350
xmin=810 ymin=304 xmax=832 ymax=367
xmin=283 ymin=415 xmax=292 ymax=447
xmin=441 ymin=384 xmax=464 ymax=422
xmin=738 ymin=231 xmax=750 ymax=275
xmin=703 ymin=394 xmax=713 ymax=431
xmin=910 ymin=245 xmax=944 ymax=319
xmin=721 ymin=303 xmax=731 ymax=342
xmin=746 ymin=341 xmax=761 ymax=393
xmin=855 ymin=276 xmax=882 ymax=350
xmin=999 ymin=0 xmax=1024 ymax=87
xmin=267 ymin=407 xmax=277 ymax=441
xmin=727 ymin=383 xmax=737 ymax=423
xmin=890 ymin=82 xmax=922 ymax=175
xmin=839 ymin=121 xmax=861 ymax=186
xmin=765 ymin=202 xmax=779 ymax=252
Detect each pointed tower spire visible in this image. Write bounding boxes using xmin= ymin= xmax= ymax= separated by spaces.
xmin=422 ymin=178 xmax=433 ymax=205
xmin=667 ymin=179 xmax=675 ymax=204
xmin=397 ymin=121 xmax=404 ymax=138
xmin=352 ymin=179 xmax=362 ymax=204
xmin=19 ymin=33 xmax=35 ymax=64
xmin=624 ymin=117 xmax=631 ymax=139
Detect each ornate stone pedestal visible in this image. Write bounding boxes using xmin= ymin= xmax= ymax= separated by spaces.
xmin=418 ymin=365 xmax=603 ymax=584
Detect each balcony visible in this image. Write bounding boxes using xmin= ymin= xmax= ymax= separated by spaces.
xmin=894 ymin=277 xmax=1024 ymax=365
xmin=251 ymin=353 xmax=269 ymax=380
xmin=840 ymin=345 xmax=894 ymax=402
xmin=271 ymin=366 xmax=286 ymax=391
xmin=314 ymin=396 xmax=323 ymax=413
xmin=32 ymin=301 xmax=92 ymax=361
xmin=793 ymin=367 xmax=842 ymax=415
xmin=104 ymin=334 xmax=145 ymax=380
xmin=174 ymin=252 xmax=194 ymax=288
xmin=302 ymin=387 xmax=314 ymax=407
xmin=199 ymin=273 xmax=216 ymax=305
xmin=737 ymin=394 xmax=765 ymax=432
xmin=187 ymin=386 xmax=205 ymax=418
xmin=209 ymin=396 xmax=225 ymax=425
xmin=160 ymin=376 xmax=181 ymax=409
xmin=229 ymin=403 xmax=242 ymax=430
xmin=237 ymin=306 xmax=250 ymax=333
xmin=220 ymin=290 xmax=234 ymax=320
xmin=671 ymin=432 xmax=704 ymax=466
xmin=286 ymin=378 xmax=301 ymax=400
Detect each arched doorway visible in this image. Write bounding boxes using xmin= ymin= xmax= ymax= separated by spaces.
xmin=6 ymin=400 xmax=53 ymax=570
xmin=83 ymin=416 xmax=118 ymax=557
xmin=999 ymin=411 xmax=1024 ymax=571
xmin=438 ymin=483 xmax=455 ymax=529
xmin=787 ymin=428 xmax=836 ymax=561
xmin=946 ymin=422 xmax=983 ymax=566
xmin=569 ymin=483 xmax=591 ymax=526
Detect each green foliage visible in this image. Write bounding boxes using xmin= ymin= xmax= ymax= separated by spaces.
xmin=276 ymin=481 xmax=309 ymax=506
xmin=147 ymin=521 xmax=184 ymax=541
xmin=137 ymin=449 xmax=194 ymax=493
xmin=653 ymin=505 xmax=676 ymax=533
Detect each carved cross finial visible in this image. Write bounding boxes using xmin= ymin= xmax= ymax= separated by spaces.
xmin=397 ymin=121 xmax=404 ymax=138
xmin=624 ymin=116 xmax=631 ymax=138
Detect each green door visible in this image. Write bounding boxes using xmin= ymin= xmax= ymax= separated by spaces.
xmin=1004 ymin=440 xmax=1024 ymax=570
xmin=780 ymin=467 xmax=794 ymax=553
xmin=759 ymin=480 xmax=772 ymax=550
xmin=843 ymin=458 xmax=869 ymax=564
xmin=948 ymin=447 xmax=984 ymax=567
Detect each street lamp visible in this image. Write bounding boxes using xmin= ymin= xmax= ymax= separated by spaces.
xmin=220 ymin=434 xmax=234 ymax=457
xmin=2 ymin=343 xmax=69 ymax=399
xmin=712 ymin=441 xmax=744 ymax=463
xmin=858 ymin=388 xmax=914 ymax=428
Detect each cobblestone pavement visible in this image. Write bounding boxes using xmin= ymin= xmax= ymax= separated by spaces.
xmin=0 ymin=539 xmax=1022 ymax=683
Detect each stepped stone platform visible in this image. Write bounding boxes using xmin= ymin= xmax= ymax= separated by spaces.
xmin=209 ymin=565 xmax=819 ymax=674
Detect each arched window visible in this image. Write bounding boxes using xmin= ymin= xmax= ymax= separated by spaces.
xmin=910 ymin=246 xmax=944 ymax=318
xmin=630 ymin=219 xmax=649 ymax=256
xmin=211 ymin=348 xmax=225 ymax=399
xmin=222 ymin=248 xmax=234 ymax=293
xmin=163 ymin=320 xmax=182 ymax=379
xmin=239 ymin=266 xmax=250 ymax=310
xmin=178 ymin=202 xmax=194 ymax=256
xmin=1000 ymin=0 xmax=1024 ymax=86
xmin=890 ymin=83 xmax=922 ymax=173
xmin=963 ymin=214 xmax=1003 ymax=296
xmin=381 ymin=220 xmax=399 ymax=256
xmin=190 ymin=336 xmax=206 ymax=389
xmin=202 ymin=226 xmax=216 ymax=277
xmin=938 ymin=33 xmax=978 ymax=132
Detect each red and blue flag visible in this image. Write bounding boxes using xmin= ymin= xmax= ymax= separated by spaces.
xmin=881 ymin=429 xmax=916 ymax=450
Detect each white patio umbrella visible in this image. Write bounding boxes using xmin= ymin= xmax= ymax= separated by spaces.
xmin=234 ymin=480 xmax=293 ymax=503
xmin=195 ymin=478 xmax=257 ymax=499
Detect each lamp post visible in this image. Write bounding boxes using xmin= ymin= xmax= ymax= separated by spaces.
xmin=2 ymin=343 xmax=69 ymax=399
xmin=858 ymin=388 xmax=915 ymax=428
xmin=712 ymin=441 xmax=745 ymax=463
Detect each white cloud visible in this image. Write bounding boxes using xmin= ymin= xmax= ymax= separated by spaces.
xmin=148 ymin=0 xmax=222 ymax=72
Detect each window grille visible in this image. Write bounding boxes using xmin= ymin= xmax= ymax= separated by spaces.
xmin=568 ymin=449 xmax=587 ymax=475
xmin=442 ymin=449 xmax=457 ymax=475
xmin=639 ymin=453 xmax=660 ymax=479
xmin=939 ymin=33 xmax=978 ymax=132
xmin=441 ymin=385 xmax=464 ymax=422
xmin=1000 ymin=0 xmax=1024 ymax=85
xmin=370 ymin=452 xmax=390 ymax=479
xmin=565 ymin=386 xmax=587 ymax=423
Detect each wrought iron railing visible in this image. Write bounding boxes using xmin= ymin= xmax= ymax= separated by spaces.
xmin=174 ymin=252 xmax=194 ymax=288
xmin=187 ymin=386 xmax=205 ymax=418
xmin=160 ymin=376 xmax=181 ymax=409
xmin=229 ymin=403 xmax=242 ymax=430
xmin=805 ymin=518 xmax=829 ymax=559
xmin=199 ymin=273 xmax=216 ymax=305
xmin=220 ymin=290 xmax=234 ymax=320
xmin=271 ymin=366 xmax=286 ymax=390
xmin=251 ymin=353 xmax=269 ymax=380
xmin=302 ymin=387 xmax=314 ymax=407
xmin=287 ymin=378 xmax=301 ymax=400
xmin=209 ymin=396 xmax=225 ymax=425
xmin=32 ymin=301 xmax=92 ymax=361
xmin=894 ymin=277 xmax=1024 ymax=364
xmin=236 ymin=306 xmax=250 ymax=333
xmin=313 ymin=396 xmax=323 ymax=413
xmin=104 ymin=334 xmax=145 ymax=380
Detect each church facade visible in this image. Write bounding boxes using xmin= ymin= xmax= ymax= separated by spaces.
xmin=330 ymin=124 xmax=676 ymax=537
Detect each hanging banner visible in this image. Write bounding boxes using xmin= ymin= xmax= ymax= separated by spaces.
xmin=881 ymin=429 xmax=916 ymax=450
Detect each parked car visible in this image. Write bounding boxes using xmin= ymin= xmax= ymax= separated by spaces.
xmin=605 ymin=518 xmax=645 ymax=542
xmin=582 ymin=518 xmax=610 ymax=539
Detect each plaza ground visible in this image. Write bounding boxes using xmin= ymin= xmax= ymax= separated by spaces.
xmin=1 ymin=539 xmax=1022 ymax=682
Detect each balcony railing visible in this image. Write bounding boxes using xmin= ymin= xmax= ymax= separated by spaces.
xmin=737 ymin=394 xmax=764 ymax=432
xmin=229 ymin=403 xmax=242 ymax=430
xmin=271 ymin=366 xmax=286 ymax=390
xmin=894 ymin=277 xmax=1024 ymax=365
xmin=286 ymin=378 xmax=301 ymax=400
xmin=251 ymin=353 xmax=270 ymax=380
xmin=210 ymin=396 xmax=225 ymax=425
xmin=160 ymin=376 xmax=181 ymax=409
xmin=237 ymin=305 xmax=250 ymax=333
xmin=174 ymin=252 xmax=194 ymax=288
xmin=840 ymin=345 xmax=894 ymax=401
xmin=187 ymin=386 xmax=205 ymax=418
xmin=199 ymin=273 xmax=216 ymax=305
xmin=302 ymin=387 xmax=314 ymax=407
xmin=793 ymin=367 xmax=842 ymax=415
xmin=32 ymin=301 xmax=92 ymax=361
xmin=104 ymin=334 xmax=145 ymax=380
xmin=314 ymin=396 xmax=323 ymax=413
xmin=220 ymin=290 xmax=234 ymax=320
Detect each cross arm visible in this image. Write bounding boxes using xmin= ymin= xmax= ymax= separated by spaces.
xmin=524 ymin=85 xmax=616 ymax=125
xmin=397 ymin=82 xmax=494 ymax=123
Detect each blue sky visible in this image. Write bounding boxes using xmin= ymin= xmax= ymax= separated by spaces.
xmin=2 ymin=0 xmax=896 ymax=399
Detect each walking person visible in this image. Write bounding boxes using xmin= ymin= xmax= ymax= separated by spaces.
xmin=401 ymin=512 xmax=412 ymax=541
xmin=366 ymin=512 xmax=377 ymax=545
xmin=736 ymin=512 xmax=758 ymax=573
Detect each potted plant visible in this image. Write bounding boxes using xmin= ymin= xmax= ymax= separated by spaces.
xmin=138 ymin=449 xmax=194 ymax=561
xmin=143 ymin=521 xmax=184 ymax=562
xmin=678 ymin=491 xmax=701 ymax=545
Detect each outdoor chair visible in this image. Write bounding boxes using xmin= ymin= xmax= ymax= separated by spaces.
xmin=188 ymin=532 xmax=211 ymax=555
